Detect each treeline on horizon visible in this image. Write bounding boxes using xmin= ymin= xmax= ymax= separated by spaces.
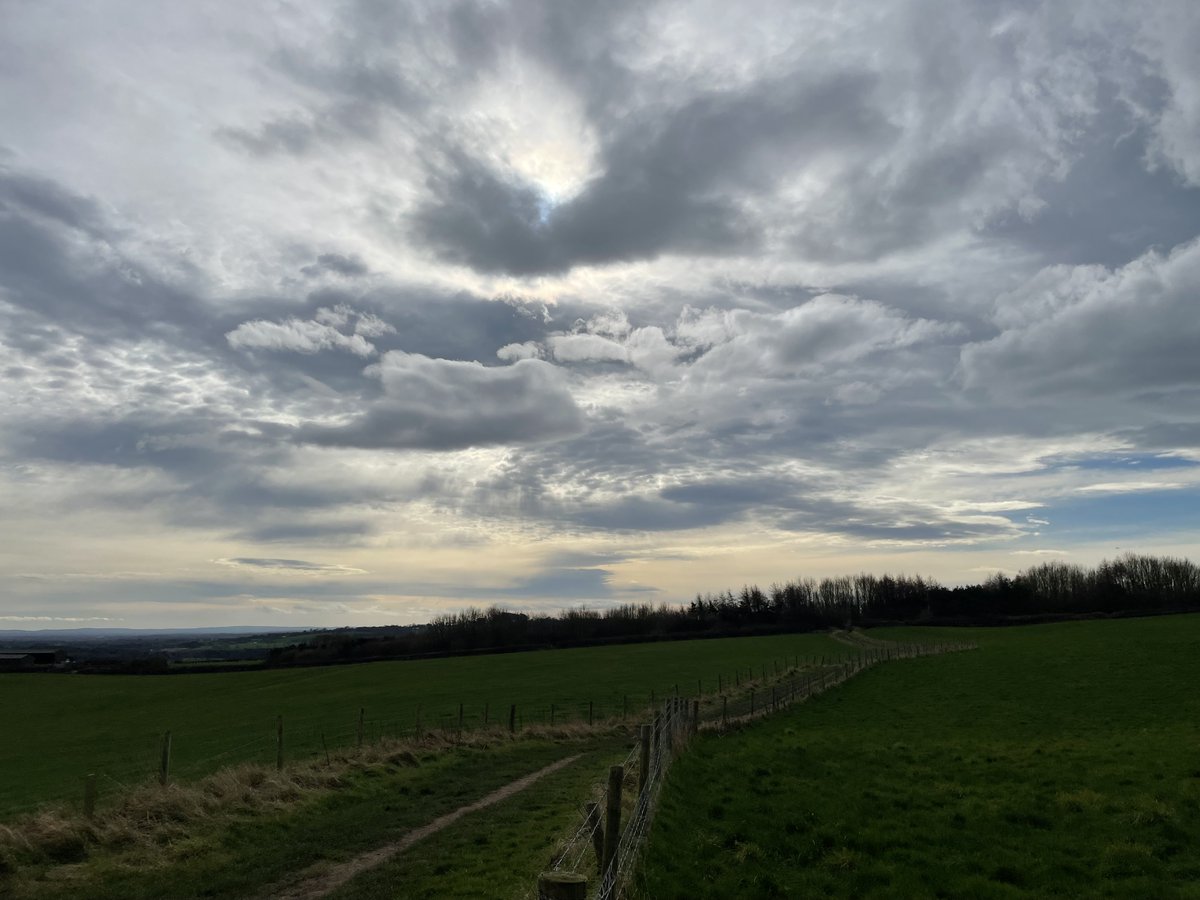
xmin=266 ymin=553 xmax=1200 ymax=666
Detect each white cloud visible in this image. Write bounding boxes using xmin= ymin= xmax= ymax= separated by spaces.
xmin=226 ymin=305 xmax=394 ymax=357
xmin=497 ymin=341 xmax=543 ymax=361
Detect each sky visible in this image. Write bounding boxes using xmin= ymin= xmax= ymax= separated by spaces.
xmin=1 ymin=1 xmax=1199 ymax=629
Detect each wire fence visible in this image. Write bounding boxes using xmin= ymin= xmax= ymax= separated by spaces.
xmin=1 ymin=637 xmax=977 ymax=836
xmin=540 ymin=637 xmax=979 ymax=899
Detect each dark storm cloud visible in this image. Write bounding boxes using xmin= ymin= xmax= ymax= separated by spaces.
xmin=411 ymin=71 xmax=887 ymax=274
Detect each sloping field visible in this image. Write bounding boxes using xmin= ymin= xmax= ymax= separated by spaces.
xmin=0 ymin=631 xmax=849 ymax=817
xmin=638 ymin=615 xmax=1200 ymax=898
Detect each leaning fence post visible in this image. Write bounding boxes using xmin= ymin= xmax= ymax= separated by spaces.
xmin=83 ymin=773 xmax=97 ymax=819
xmin=159 ymin=730 xmax=172 ymax=785
xmin=602 ymin=765 xmax=624 ymax=880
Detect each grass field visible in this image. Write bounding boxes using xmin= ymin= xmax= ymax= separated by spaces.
xmin=637 ymin=615 xmax=1200 ymax=898
xmin=3 ymin=733 xmax=631 ymax=899
xmin=0 ymin=631 xmax=848 ymax=817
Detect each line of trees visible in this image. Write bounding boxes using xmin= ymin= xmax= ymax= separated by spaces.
xmin=265 ymin=553 xmax=1200 ymax=666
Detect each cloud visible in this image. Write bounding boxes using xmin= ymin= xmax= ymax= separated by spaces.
xmin=296 ymin=353 xmax=584 ymax=450
xmin=497 ymin=341 xmax=543 ymax=361
xmin=216 ymin=557 xmax=368 ymax=575
xmin=226 ymin=305 xmax=394 ymax=357
xmin=961 ymin=238 xmax=1200 ymax=400
xmin=410 ymin=70 xmax=887 ymax=274
xmin=302 ymin=253 xmax=370 ymax=278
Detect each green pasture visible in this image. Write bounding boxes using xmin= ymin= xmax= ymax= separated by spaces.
xmin=638 ymin=614 xmax=1200 ymax=898
xmin=0 ymin=631 xmax=848 ymax=818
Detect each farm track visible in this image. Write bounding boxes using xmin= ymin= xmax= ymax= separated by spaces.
xmin=262 ymin=753 xmax=584 ymax=900
xmin=828 ymin=628 xmax=894 ymax=649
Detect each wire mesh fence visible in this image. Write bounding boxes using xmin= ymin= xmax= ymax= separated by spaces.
xmin=539 ymin=638 xmax=978 ymax=899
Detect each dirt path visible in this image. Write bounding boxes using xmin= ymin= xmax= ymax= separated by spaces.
xmin=265 ymin=753 xmax=583 ymax=900
xmin=829 ymin=629 xmax=893 ymax=649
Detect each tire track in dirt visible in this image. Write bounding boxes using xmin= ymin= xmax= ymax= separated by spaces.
xmin=264 ymin=754 xmax=583 ymax=900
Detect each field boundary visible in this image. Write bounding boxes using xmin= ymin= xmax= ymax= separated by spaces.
xmin=543 ymin=638 xmax=977 ymax=899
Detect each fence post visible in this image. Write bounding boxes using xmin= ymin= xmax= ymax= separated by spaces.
xmin=357 ymin=707 xmax=365 ymax=749
xmin=551 ymin=703 xmax=556 ymax=727
xmin=160 ymin=730 xmax=172 ymax=785
xmin=83 ymin=773 xmax=97 ymax=819
xmin=484 ymin=702 xmax=489 ymax=727
xmin=691 ymin=699 xmax=699 ymax=736
xmin=509 ymin=703 xmax=517 ymax=733
xmin=638 ymin=724 xmax=651 ymax=794
xmin=458 ymin=703 xmax=464 ymax=733
xmin=276 ymin=716 xmax=284 ymax=770
xmin=537 ymin=873 xmax=588 ymax=899
xmin=623 ymin=694 xmax=628 ymax=718
xmin=750 ymin=689 xmax=755 ymax=715
xmin=589 ymin=700 xmax=594 ymax=727
xmin=602 ymin=765 xmax=624 ymax=880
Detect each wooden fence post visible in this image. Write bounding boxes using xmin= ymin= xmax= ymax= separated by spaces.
xmin=589 ymin=700 xmax=594 ymax=727
xmin=750 ymin=689 xmax=755 ymax=715
xmin=538 ymin=873 xmax=587 ymax=899
xmin=160 ymin=730 xmax=172 ymax=785
xmin=509 ymin=703 xmax=517 ymax=733
xmin=458 ymin=702 xmax=464 ymax=733
xmin=638 ymin=724 xmax=651 ymax=794
xmin=484 ymin=702 xmax=489 ymax=726
xmin=602 ymin=765 xmax=624 ymax=879
xmin=276 ymin=716 xmax=284 ymax=770
xmin=722 ymin=695 xmax=728 ymax=727
xmin=691 ymin=699 xmax=699 ymax=736
xmin=83 ymin=773 xmax=97 ymax=819
xmin=357 ymin=707 xmax=365 ymax=749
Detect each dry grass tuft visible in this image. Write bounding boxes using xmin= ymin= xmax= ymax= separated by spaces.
xmin=0 ymin=722 xmax=629 ymax=882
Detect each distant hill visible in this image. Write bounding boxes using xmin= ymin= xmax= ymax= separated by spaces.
xmin=0 ymin=626 xmax=309 ymax=641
